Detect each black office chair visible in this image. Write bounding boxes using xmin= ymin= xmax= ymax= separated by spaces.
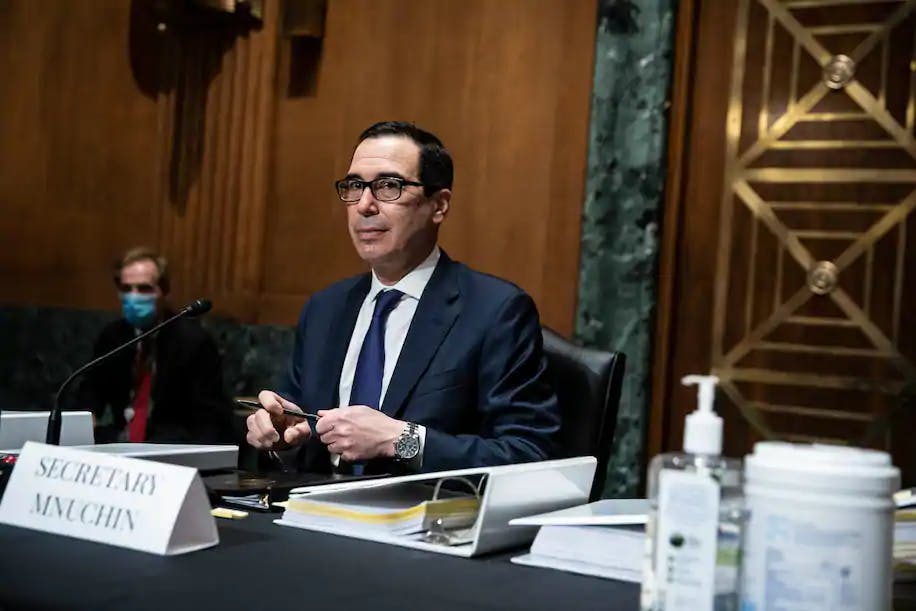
xmin=541 ymin=327 xmax=626 ymax=501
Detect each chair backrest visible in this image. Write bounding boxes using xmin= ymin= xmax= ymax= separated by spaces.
xmin=541 ymin=327 xmax=626 ymax=500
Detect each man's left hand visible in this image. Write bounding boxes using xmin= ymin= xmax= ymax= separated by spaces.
xmin=315 ymin=406 xmax=404 ymax=462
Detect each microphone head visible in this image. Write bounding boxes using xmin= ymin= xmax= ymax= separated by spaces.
xmin=184 ymin=299 xmax=212 ymax=317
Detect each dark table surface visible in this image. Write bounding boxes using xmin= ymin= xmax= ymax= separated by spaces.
xmin=0 ymin=510 xmax=640 ymax=611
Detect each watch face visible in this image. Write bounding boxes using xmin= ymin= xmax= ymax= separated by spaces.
xmin=396 ymin=435 xmax=420 ymax=460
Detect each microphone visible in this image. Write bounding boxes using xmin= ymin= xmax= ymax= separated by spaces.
xmin=182 ymin=299 xmax=212 ymax=316
xmin=45 ymin=298 xmax=213 ymax=446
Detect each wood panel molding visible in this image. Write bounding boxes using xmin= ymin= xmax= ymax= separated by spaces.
xmin=649 ymin=0 xmax=699 ymax=459
xmin=153 ymin=0 xmax=280 ymax=318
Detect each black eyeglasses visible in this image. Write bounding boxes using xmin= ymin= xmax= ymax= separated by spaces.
xmin=117 ymin=283 xmax=157 ymax=294
xmin=335 ymin=177 xmax=425 ymax=203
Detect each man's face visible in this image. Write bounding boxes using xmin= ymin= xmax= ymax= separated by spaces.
xmin=118 ymin=259 xmax=164 ymax=313
xmin=345 ymin=135 xmax=449 ymax=271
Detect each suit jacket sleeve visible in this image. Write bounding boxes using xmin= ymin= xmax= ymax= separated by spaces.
xmin=276 ymin=301 xmax=334 ymax=472
xmin=278 ymin=301 xmax=309 ymax=404
xmin=421 ymin=292 xmax=560 ymax=471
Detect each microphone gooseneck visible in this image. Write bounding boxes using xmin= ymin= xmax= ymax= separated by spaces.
xmin=45 ymin=298 xmax=213 ymax=446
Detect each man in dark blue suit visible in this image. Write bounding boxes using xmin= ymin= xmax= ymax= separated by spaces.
xmin=246 ymin=121 xmax=559 ymax=474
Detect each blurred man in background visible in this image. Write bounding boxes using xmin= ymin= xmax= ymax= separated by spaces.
xmin=77 ymin=247 xmax=233 ymax=443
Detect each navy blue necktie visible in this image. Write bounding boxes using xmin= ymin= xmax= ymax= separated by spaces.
xmin=349 ymin=289 xmax=404 ymax=410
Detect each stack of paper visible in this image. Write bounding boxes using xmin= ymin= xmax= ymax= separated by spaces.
xmin=509 ymin=499 xmax=649 ymax=582
xmin=897 ymin=511 xmax=916 ymax=542
xmin=281 ymin=483 xmax=480 ymax=536
xmin=893 ymin=489 xmax=916 ymax=581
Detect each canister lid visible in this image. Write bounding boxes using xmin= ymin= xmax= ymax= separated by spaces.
xmin=745 ymin=441 xmax=900 ymax=497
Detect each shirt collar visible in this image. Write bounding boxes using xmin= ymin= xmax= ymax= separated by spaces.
xmin=369 ymin=246 xmax=440 ymax=302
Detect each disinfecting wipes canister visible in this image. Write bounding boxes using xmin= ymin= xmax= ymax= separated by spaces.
xmin=741 ymin=442 xmax=899 ymax=611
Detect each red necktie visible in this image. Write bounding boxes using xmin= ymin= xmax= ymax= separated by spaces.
xmin=127 ymin=346 xmax=152 ymax=442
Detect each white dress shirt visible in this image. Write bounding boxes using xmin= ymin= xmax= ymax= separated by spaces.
xmin=334 ymin=246 xmax=439 ymax=467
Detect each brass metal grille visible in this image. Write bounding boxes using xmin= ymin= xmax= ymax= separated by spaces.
xmin=712 ymin=0 xmax=916 ymax=445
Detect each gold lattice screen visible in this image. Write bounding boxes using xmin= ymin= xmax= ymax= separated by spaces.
xmin=712 ymin=0 xmax=916 ymax=448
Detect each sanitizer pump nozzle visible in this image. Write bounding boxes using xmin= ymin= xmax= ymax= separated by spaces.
xmin=681 ymin=375 xmax=722 ymax=455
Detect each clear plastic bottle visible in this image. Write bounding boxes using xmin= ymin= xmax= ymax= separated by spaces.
xmin=640 ymin=375 xmax=744 ymax=611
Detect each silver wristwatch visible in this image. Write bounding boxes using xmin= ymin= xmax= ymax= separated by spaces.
xmin=394 ymin=422 xmax=421 ymax=461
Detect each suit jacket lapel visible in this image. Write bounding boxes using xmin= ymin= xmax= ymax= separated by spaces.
xmin=321 ymin=274 xmax=371 ymax=408
xmin=381 ymin=253 xmax=461 ymax=418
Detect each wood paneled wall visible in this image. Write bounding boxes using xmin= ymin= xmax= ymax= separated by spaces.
xmin=0 ymin=0 xmax=597 ymax=334
xmin=0 ymin=0 xmax=162 ymax=311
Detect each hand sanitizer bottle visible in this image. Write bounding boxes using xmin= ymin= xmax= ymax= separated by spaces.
xmin=640 ymin=375 xmax=743 ymax=611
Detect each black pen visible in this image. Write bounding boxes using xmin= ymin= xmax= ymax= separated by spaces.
xmin=235 ymin=398 xmax=320 ymax=420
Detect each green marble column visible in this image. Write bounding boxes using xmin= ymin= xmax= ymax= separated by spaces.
xmin=575 ymin=0 xmax=677 ymax=497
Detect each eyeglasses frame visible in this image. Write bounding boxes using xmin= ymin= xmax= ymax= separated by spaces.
xmin=334 ymin=176 xmax=426 ymax=203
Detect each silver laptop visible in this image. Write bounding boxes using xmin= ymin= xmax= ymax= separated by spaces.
xmin=0 ymin=411 xmax=94 ymax=451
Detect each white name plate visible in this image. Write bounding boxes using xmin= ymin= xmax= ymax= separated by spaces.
xmin=0 ymin=441 xmax=218 ymax=555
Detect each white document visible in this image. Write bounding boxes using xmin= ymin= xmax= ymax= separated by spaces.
xmin=529 ymin=523 xmax=644 ymax=567
xmin=509 ymin=499 xmax=649 ymax=526
xmin=512 ymin=553 xmax=642 ymax=583
xmin=509 ymin=499 xmax=648 ymax=583
xmin=0 ymin=441 xmax=218 ymax=555
xmin=0 ymin=411 xmax=94 ymax=451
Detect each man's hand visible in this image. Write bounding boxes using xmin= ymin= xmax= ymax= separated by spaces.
xmin=245 ymin=390 xmax=312 ymax=450
xmin=315 ymin=406 xmax=404 ymax=462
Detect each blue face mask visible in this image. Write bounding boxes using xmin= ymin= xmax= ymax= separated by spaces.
xmin=120 ymin=293 xmax=158 ymax=329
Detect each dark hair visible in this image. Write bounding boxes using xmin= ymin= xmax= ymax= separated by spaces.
xmin=358 ymin=121 xmax=453 ymax=197
xmin=112 ymin=246 xmax=170 ymax=294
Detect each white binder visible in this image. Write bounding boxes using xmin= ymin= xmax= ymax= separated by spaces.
xmin=274 ymin=456 xmax=596 ymax=557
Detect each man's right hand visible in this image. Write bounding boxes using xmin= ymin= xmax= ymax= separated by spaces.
xmin=245 ymin=390 xmax=312 ymax=450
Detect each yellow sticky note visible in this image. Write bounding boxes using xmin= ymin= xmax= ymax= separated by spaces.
xmin=211 ymin=507 xmax=248 ymax=520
